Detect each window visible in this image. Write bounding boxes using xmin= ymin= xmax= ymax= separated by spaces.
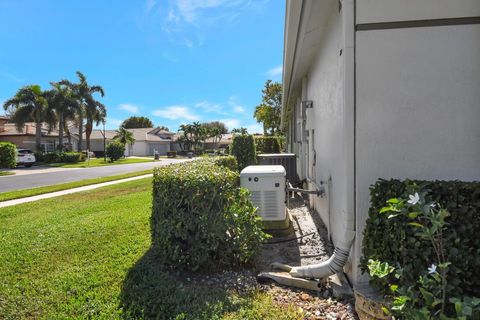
xmin=41 ymin=143 xmax=55 ymax=153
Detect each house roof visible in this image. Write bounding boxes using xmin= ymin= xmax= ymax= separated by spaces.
xmin=89 ymin=127 xmax=174 ymax=142
xmin=0 ymin=122 xmax=67 ymax=137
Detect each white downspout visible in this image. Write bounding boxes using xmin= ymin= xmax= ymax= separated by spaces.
xmin=287 ymin=0 xmax=356 ymax=281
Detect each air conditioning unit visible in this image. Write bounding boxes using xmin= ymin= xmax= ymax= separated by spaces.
xmin=240 ymin=165 xmax=286 ymax=222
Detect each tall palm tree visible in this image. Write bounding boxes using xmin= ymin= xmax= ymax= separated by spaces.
xmin=3 ymin=85 xmax=49 ymax=151
xmin=45 ymin=83 xmax=77 ymax=151
xmin=113 ymin=127 xmax=135 ymax=145
xmin=59 ymin=71 xmax=105 ymax=151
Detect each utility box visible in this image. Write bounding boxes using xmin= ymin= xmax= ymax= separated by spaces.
xmin=257 ymin=153 xmax=299 ymax=184
xmin=240 ymin=165 xmax=286 ymax=223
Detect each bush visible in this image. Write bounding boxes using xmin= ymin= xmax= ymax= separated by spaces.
xmin=255 ymin=136 xmax=281 ymax=154
xmin=198 ymin=155 xmax=238 ymax=172
xmin=361 ymin=179 xmax=480 ymax=298
xmin=60 ymin=152 xmax=83 ymax=163
xmin=43 ymin=152 xmax=61 ymax=163
xmin=0 ymin=142 xmax=16 ymax=169
xmin=151 ymin=160 xmax=267 ymax=271
xmin=106 ymin=141 xmax=125 ymax=162
xmin=230 ymin=134 xmax=256 ymax=171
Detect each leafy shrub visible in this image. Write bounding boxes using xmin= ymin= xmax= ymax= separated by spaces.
xmin=198 ymin=155 xmax=238 ymax=172
xmin=34 ymin=151 xmax=45 ymax=162
xmin=230 ymin=134 xmax=256 ymax=171
xmin=151 ymin=160 xmax=268 ymax=271
xmin=106 ymin=141 xmax=125 ymax=162
xmin=60 ymin=152 xmax=83 ymax=163
xmin=43 ymin=152 xmax=61 ymax=163
xmin=255 ymin=136 xmax=281 ymax=154
xmin=0 ymin=142 xmax=16 ymax=169
xmin=361 ymin=179 xmax=480 ymax=298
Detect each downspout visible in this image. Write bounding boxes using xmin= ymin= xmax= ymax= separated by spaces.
xmin=283 ymin=0 xmax=357 ymax=281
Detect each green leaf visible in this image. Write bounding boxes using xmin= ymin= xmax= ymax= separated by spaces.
xmin=408 ymin=211 xmax=420 ymax=219
xmin=408 ymin=222 xmax=424 ymax=228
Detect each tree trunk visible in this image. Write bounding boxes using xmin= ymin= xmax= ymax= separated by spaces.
xmin=85 ymin=121 xmax=92 ymax=151
xmin=58 ymin=113 xmax=64 ymax=152
xmin=78 ymin=115 xmax=83 ymax=152
xmin=35 ymin=120 xmax=42 ymax=152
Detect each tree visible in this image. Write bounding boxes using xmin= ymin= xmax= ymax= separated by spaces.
xmin=202 ymin=121 xmax=228 ymax=148
xmin=121 ymin=116 xmax=154 ymax=129
xmin=253 ymin=80 xmax=282 ymax=135
xmin=231 ymin=127 xmax=248 ymax=135
xmin=59 ymin=71 xmax=105 ymax=151
xmin=3 ymin=85 xmax=51 ymax=151
xmin=113 ymin=127 xmax=135 ymax=145
xmin=106 ymin=141 xmax=125 ymax=162
xmin=45 ymin=82 xmax=77 ymax=151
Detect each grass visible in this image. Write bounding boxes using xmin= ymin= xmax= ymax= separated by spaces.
xmin=0 ymin=178 xmax=302 ymax=319
xmin=48 ymin=157 xmax=154 ymax=168
xmin=0 ymin=171 xmax=15 ymax=176
xmin=0 ymin=170 xmax=152 ymax=202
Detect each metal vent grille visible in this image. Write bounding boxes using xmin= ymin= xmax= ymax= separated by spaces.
xmin=249 ymin=190 xmax=279 ymax=219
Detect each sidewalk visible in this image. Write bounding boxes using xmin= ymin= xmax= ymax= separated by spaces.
xmin=0 ymin=174 xmax=152 ymax=209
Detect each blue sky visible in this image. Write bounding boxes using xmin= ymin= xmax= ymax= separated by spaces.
xmin=0 ymin=0 xmax=285 ymax=132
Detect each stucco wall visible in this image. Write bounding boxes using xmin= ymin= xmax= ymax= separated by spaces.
xmin=356 ymin=0 xmax=480 ymax=24
xmin=301 ymin=6 xmax=350 ymax=250
xmin=353 ymin=24 xmax=480 ymax=284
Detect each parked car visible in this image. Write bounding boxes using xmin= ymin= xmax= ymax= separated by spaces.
xmin=16 ymin=148 xmax=36 ymax=167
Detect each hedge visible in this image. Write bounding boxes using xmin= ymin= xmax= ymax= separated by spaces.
xmin=361 ymin=179 xmax=480 ymax=297
xmin=255 ymin=136 xmax=281 ymax=154
xmin=0 ymin=142 xmax=16 ymax=169
xmin=197 ymin=155 xmax=238 ymax=172
xmin=151 ymin=160 xmax=267 ymax=271
xmin=36 ymin=152 xmax=84 ymax=163
xmin=230 ymin=134 xmax=256 ymax=171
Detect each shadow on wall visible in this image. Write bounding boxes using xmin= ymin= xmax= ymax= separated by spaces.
xmin=119 ymin=247 xmax=234 ymax=319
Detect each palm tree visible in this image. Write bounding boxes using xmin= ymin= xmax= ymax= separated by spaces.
xmin=113 ymin=127 xmax=135 ymax=145
xmin=59 ymin=71 xmax=105 ymax=151
xmin=3 ymin=85 xmax=49 ymax=151
xmin=45 ymin=83 xmax=77 ymax=151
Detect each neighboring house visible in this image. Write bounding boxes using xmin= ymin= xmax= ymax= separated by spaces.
xmin=0 ymin=117 xmax=77 ymax=152
xmin=281 ymin=0 xmax=480 ymax=287
xmin=171 ymin=133 xmax=234 ymax=152
xmin=89 ymin=127 xmax=174 ymax=156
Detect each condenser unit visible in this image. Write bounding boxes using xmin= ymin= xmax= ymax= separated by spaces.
xmin=240 ymin=165 xmax=286 ymax=222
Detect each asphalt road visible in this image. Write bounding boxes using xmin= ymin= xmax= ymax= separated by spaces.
xmin=0 ymin=159 xmax=187 ymax=193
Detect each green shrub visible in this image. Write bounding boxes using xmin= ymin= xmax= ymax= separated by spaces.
xmin=60 ymin=152 xmax=83 ymax=163
xmin=361 ymin=179 xmax=480 ymax=298
xmin=151 ymin=160 xmax=267 ymax=271
xmin=34 ymin=151 xmax=45 ymax=162
xmin=106 ymin=141 xmax=125 ymax=162
xmin=230 ymin=134 xmax=256 ymax=171
xmin=0 ymin=142 xmax=16 ymax=169
xmin=255 ymin=136 xmax=281 ymax=154
xmin=43 ymin=152 xmax=61 ymax=163
xmin=198 ymin=155 xmax=238 ymax=172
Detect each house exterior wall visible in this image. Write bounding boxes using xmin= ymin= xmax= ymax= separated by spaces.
xmin=0 ymin=136 xmax=59 ymax=150
xmin=356 ymin=0 xmax=480 ymax=24
xmin=353 ymin=23 xmax=480 ymax=284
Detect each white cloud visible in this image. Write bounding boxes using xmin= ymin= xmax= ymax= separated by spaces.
xmin=228 ymin=96 xmax=246 ymax=114
xmin=118 ymin=103 xmax=140 ymax=114
xmin=195 ymin=100 xmax=224 ymax=114
xmin=176 ymin=0 xmax=246 ymax=23
xmin=246 ymin=123 xmax=263 ymax=134
xmin=220 ymin=118 xmax=240 ymax=130
xmin=266 ymin=65 xmax=283 ymax=79
xmin=152 ymin=105 xmax=199 ymax=121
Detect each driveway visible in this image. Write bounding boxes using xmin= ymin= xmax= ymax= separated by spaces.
xmin=0 ymin=159 xmax=188 ymax=193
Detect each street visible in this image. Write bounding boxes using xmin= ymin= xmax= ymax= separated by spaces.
xmin=0 ymin=159 xmax=187 ymax=193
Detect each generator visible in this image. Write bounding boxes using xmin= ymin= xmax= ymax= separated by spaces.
xmin=240 ymin=165 xmax=289 ymax=230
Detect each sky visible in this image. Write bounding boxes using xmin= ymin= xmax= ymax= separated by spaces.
xmin=0 ymin=0 xmax=285 ymax=132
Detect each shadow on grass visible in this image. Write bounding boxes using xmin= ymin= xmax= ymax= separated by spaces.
xmin=120 ymin=247 xmax=236 ymax=320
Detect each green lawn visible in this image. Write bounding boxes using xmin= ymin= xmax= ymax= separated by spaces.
xmin=48 ymin=157 xmax=154 ymax=168
xmin=0 ymin=170 xmax=153 ymax=202
xmin=0 ymin=178 xmax=301 ymax=319
xmin=0 ymin=171 xmax=15 ymax=176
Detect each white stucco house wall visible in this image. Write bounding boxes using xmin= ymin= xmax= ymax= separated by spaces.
xmin=281 ymin=0 xmax=480 ymax=288
xmin=89 ymin=127 xmax=174 ymax=156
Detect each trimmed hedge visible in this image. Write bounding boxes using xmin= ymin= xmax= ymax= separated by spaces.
xmin=198 ymin=155 xmax=238 ymax=172
xmin=361 ymin=179 xmax=480 ymax=297
xmin=255 ymin=136 xmax=281 ymax=154
xmin=36 ymin=152 xmax=84 ymax=163
xmin=106 ymin=141 xmax=125 ymax=161
xmin=0 ymin=142 xmax=16 ymax=169
xmin=230 ymin=134 xmax=256 ymax=171
xmin=151 ymin=160 xmax=267 ymax=271
xmin=61 ymin=152 xmax=84 ymax=163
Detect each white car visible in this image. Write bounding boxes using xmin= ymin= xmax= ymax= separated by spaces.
xmin=16 ymin=148 xmax=36 ymax=167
